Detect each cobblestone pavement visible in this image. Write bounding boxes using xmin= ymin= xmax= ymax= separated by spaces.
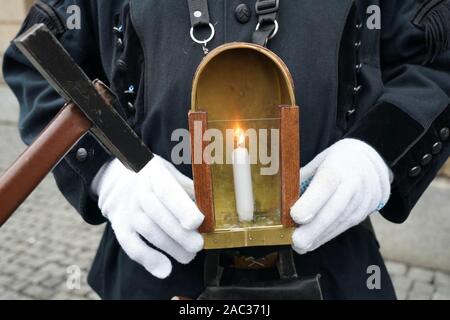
xmin=0 ymin=90 xmax=449 ymax=300
xmin=0 ymin=123 xmax=103 ymax=300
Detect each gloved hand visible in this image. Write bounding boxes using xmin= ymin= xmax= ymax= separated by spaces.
xmin=91 ymin=155 xmax=204 ymax=279
xmin=290 ymin=139 xmax=392 ymax=255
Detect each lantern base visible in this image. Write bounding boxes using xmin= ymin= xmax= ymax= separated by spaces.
xmin=203 ymin=226 xmax=295 ymax=250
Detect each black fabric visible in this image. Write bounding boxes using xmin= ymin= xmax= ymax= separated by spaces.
xmin=347 ymin=102 xmax=424 ymax=166
xmin=20 ymin=0 xmax=67 ymax=38
xmin=381 ymin=105 xmax=450 ymax=223
xmin=203 ymin=250 xmax=223 ymax=287
xmin=198 ymin=248 xmax=321 ymax=300
xmin=277 ymin=249 xmax=298 ymax=280
xmin=197 ymin=276 xmax=323 ymax=300
xmin=203 ymin=248 xmax=298 ymax=286
xmin=3 ymin=0 xmax=450 ymax=300
xmin=346 ymin=102 xmax=450 ymax=223
xmin=345 ymin=0 xmax=450 ymax=222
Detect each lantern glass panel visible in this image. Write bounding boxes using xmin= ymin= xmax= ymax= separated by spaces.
xmin=208 ymin=117 xmax=281 ymax=231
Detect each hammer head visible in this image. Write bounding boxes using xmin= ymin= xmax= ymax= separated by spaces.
xmin=14 ymin=23 xmax=153 ymax=172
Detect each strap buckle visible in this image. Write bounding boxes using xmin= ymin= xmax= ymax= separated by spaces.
xmin=255 ymin=20 xmax=279 ymax=41
xmin=255 ymin=0 xmax=280 ymax=15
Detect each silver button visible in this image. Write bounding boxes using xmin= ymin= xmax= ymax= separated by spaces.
xmin=76 ymin=148 xmax=88 ymax=162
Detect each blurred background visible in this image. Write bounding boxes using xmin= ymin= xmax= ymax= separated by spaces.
xmin=0 ymin=0 xmax=449 ymax=300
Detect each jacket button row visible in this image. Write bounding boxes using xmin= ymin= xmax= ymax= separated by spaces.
xmin=125 ymin=85 xmax=136 ymax=112
xmin=352 ymin=21 xmax=363 ymax=116
xmin=114 ymin=26 xmax=124 ymax=49
xmin=113 ymin=25 xmax=134 ymax=113
xmin=410 ymin=140 xmax=445 ymax=177
xmin=76 ymin=148 xmax=88 ymax=163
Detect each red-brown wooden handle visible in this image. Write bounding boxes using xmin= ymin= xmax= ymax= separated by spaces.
xmin=0 ymin=103 xmax=92 ymax=226
xmin=188 ymin=110 xmax=215 ymax=233
xmin=280 ymin=105 xmax=300 ymax=228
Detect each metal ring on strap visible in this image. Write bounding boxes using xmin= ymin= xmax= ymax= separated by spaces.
xmin=255 ymin=20 xmax=279 ymax=40
xmin=190 ymin=23 xmax=216 ymax=46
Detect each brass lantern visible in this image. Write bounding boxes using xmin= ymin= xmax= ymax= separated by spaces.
xmin=189 ymin=42 xmax=300 ymax=249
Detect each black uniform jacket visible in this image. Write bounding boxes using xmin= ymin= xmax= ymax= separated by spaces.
xmin=3 ymin=0 xmax=450 ymax=299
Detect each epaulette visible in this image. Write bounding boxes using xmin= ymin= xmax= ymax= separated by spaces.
xmin=413 ymin=0 xmax=450 ymax=63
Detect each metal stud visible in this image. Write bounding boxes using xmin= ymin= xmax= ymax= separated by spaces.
xmin=353 ymin=85 xmax=362 ymax=94
xmin=76 ymin=148 xmax=88 ymax=162
xmin=124 ymin=85 xmax=135 ymax=95
xmin=116 ymin=38 xmax=123 ymax=49
xmin=356 ymin=63 xmax=363 ymax=72
xmin=113 ymin=26 xmax=123 ymax=37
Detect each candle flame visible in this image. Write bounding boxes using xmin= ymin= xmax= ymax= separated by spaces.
xmin=235 ymin=128 xmax=245 ymax=147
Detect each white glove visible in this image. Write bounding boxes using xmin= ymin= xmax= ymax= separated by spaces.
xmin=91 ymin=155 xmax=204 ymax=279
xmin=290 ymin=139 xmax=392 ymax=255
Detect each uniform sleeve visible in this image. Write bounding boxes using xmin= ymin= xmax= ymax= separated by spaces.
xmin=346 ymin=0 xmax=450 ymax=223
xmin=2 ymin=0 xmax=111 ymax=225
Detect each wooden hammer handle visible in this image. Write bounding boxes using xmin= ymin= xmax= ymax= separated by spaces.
xmin=0 ymin=103 xmax=92 ymax=226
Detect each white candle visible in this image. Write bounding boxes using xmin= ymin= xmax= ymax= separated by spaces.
xmin=232 ymin=130 xmax=254 ymax=222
